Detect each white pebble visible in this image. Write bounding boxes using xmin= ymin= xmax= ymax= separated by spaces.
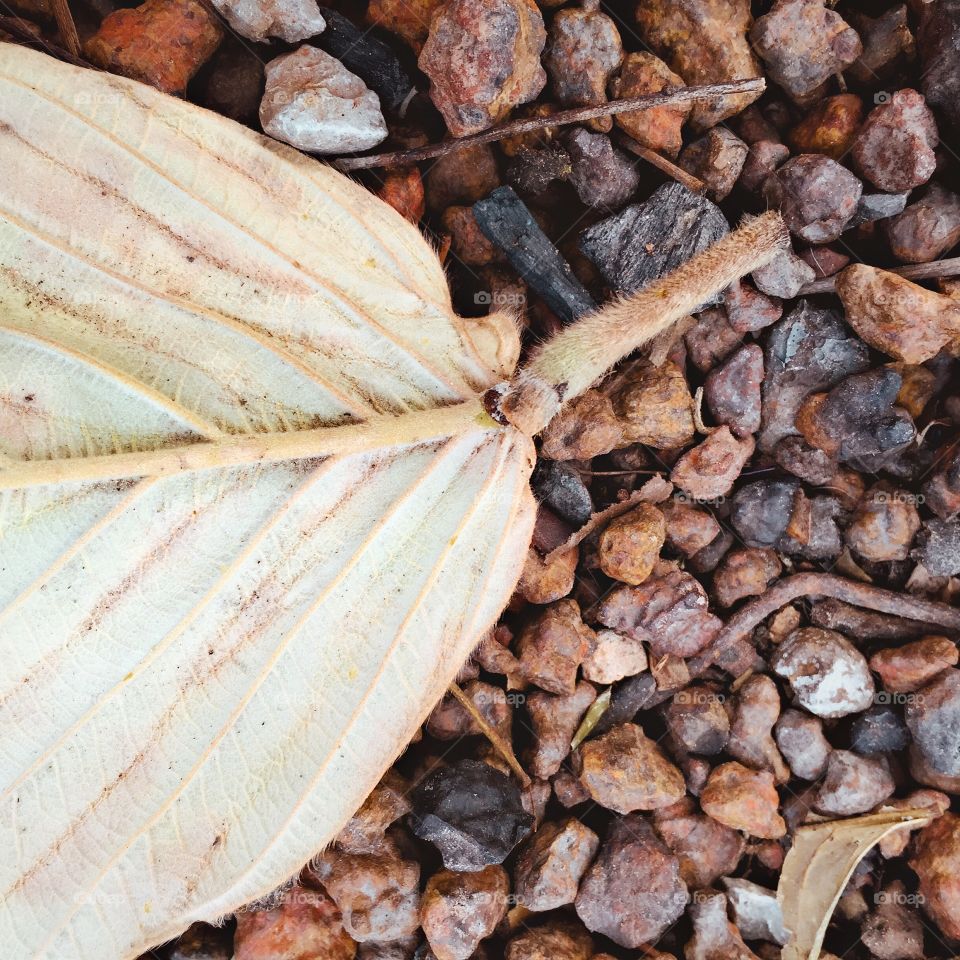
xmin=260 ymin=46 xmax=388 ymax=155
xmin=211 ymin=0 xmax=326 ymax=43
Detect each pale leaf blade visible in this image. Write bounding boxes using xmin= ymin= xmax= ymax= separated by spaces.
xmin=0 ymin=45 xmax=535 ymax=960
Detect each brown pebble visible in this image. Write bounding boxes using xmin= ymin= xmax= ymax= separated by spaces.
xmin=750 ymin=0 xmax=862 ymax=103
xmin=910 ymin=812 xmax=960 ymax=939
xmin=739 ymin=140 xmax=791 ymax=193
xmin=848 ymin=6 xmax=915 ymax=85
xmin=700 ymin=763 xmax=786 ymax=839
xmin=727 ymin=675 xmax=790 ymax=782
xmin=419 ymin=0 xmax=546 ymax=136
xmin=635 ymin=0 xmax=762 ymax=130
xmin=541 ymin=389 xmax=623 ymax=460
xmin=514 ymin=818 xmax=600 ymax=912
xmin=797 ymin=246 xmax=851 ymax=279
xmin=671 ymin=427 xmax=755 ymax=502
xmin=686 ymin=890 xmax=761 ymax=960
xmin=427 ymin=680 xmax=512 ymax=742
xmin=366 ymin=0 xmax=443 ymax=52
xmin=661 ymin=500 xmax=722 ymax=557
xmin=885 ymin=183 xmax=960 ymax=264
xmin=582 ymin=629 xmax=647 ymax=685
xmin=775 ymin=709 xmax=832 ymax=780
xmin=685 ymin=308 xmax=742 ymax=373
xmin=704 ymin=344 xmax=764 ymax=438
xmin=678 ymin=128 xmax=749 ymax=201
xmin=313 ymin=850 xmax=420 ymax=942
xmin=516 ymin=546 xmax=578 ymax=605
xmin=335 ymin=770 xmax=411 ymax=855
xmin=505 ymin=920 xmax=594 ymax=960
xmin=421 ymin=866 xmax=508 ymax=960
xmin=377 ymin=169 xmax=424 ymax=224
xmin=598 ymin=503 xmax=666 ymax=586
xmin=844 ymin=485 xmax=921 ymax=562
xmin=764 ymin=154 xmax=862 ymax=243
xmin=527 ymin=681 xmax=597 ymax=779
xmin=84 ymin=0 xmax=222 ymax=96
xmin=813 ymin=750 xmax=895 ymax=816
xmin=723 ymin=282 xmax=783 ymax=335
xmin=575 ymin=815 xmax=688 ymax=947
xmin=580 ymin=722 xmax=686 ymax=813
xmin=426 ymin=144 xmax=501 ymax=212
xmin=614 ymin=359 xmax=695 ymax=448
xmin=713 ymin=547 xmax=782 ymax=609
xmin=789 ymin=94 xmax=864 ymax=160
xmin=611 ymin=53 xmax=689 ymax=157
xmin=234 ymin=886 xmax=355 ymax=960
xmin=441 ymin=207 xmax=503 ymax=267
xmin=654 ymin=811 xmax=745 ymax=888
xmin=852 ymin=89 xmax=939 ymax=193
xmin=598 ymin=562 xmax=722 ymax=659
xmin=665 ymin=685 xmax=730 ymax=755
xmin=870 ymin=635 xmax=959 ymax=693
xmin=861 ymin=880 xmax=925 ymax=960
xmin=836 ymin=264 xmax=960 ymax=363
xmin=517 ymin=599 xmax=594 ymax=695
xmin=552 ymin=769 xmax=591 ymax=808
xmin=544 ymin=4 xmax=623 ymax=133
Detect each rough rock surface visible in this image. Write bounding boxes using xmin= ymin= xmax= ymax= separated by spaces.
xmin=579 ymin=723 xmax=686 ymax=813
xmin=260 ymin=46 xmax=387 ymax=154
xmin=419 ymin=0 xmax=547 ymax=136
xmin=772 ymin=627 xmax=875 ymax=718
xmin=575 ymin=815 xmax=688 ymax=947
xmin=211 ymin=0 xmax=324 ymax=42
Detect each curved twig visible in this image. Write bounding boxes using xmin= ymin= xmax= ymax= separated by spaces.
xmin=335 ymin=78 xmax=766 ymax=170
xmin=691 ymin=573 xmax=960 ymax=675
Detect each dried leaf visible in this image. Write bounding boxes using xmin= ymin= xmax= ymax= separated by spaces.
xmin=778 ymin=808 xmax=935 ymax=960
xmin=0 ymin=45 xmax=535 ymax=959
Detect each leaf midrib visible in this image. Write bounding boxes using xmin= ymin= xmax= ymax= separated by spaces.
xmin=0 ymin=400 xmax=502 ymax=490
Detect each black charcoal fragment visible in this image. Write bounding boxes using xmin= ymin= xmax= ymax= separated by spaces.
xmin=578 ymin=182 xmax=729 ymax=301
xmin=473 ymin=186 xmax=597 ymax=323
xmin=410 ymin=759 xmax=533 ymax=870
xmin=317 ymin=8 xmax=415 ymax=112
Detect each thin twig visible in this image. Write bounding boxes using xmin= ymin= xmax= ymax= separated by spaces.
xmin=616 ymin=133 xmax=705 ymax=193
xmin=447 ymin=682 xmax=531 ymax=788
xmin=50 ymin=0 xmax=79 ymax=57
xmin=335 ymin=78 xmax=766 ymax=170
xmin=0 ymin=18 xmax=90 ymax=67
xmin=690 ymin=573 xmax=960 ymax=675
xmin=800 ymin=256 xmax=960 ymax=295
xmin=545 ymin=476 xmax=673 ymax=563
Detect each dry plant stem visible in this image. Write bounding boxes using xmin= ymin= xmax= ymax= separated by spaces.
xmin=616 ymin=133 xmax=705 ymax=193
xmin=800 ymin=255 xmax=960 ymax=294
xmin=0 ymin=400 xmax=492 ymax=490
xmin=335 ymin=78 xmax=766 ymax=170
xmin=447 ymin=682 xmax=531 ymax=787
xmin=0 ymin=21 xmax=89 ymax=66
xmin=545 ymin=476 xmax=672 ymax=562
xmin=494 ymin=211 xmax=791 ymax=435
xmin=693 ymin=572 xmax=960 ymax=674
xmin=50 ymin=0 xmax=80 ymax=56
